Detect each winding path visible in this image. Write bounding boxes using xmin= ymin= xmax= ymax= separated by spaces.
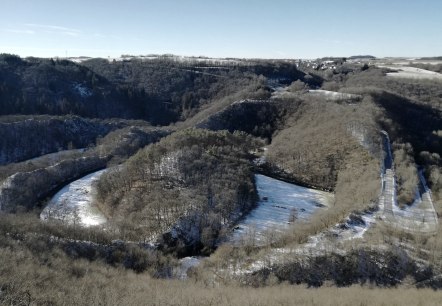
xmin=380 ymin=131 xmax=438 ymax=234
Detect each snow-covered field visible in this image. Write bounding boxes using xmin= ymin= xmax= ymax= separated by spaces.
xmin=176 ymin=256 xmax=202 ymax=279
xmin=307 ymin=89 xmax=361 ymax=101
xmin=40 ymin=169 xmax=107 ymax=227
xmin=377 ymin=65 xmax=442 ymax=80
xmin=230 ymin=174 xmax=331 ymax=245
xmin=378 ymin=60 xmax=442 ymax=66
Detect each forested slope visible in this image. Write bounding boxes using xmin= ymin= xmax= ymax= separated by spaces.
xmin=0 ymin=115 xmax=128 ymax=164
xmin=96 ymin=129 xmax=260 ymax=255
xmin=0 ymin=54 xmax=309 ymax=125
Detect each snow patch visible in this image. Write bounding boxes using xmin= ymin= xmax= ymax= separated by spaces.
xmin=308 ymin=90 xmax=361 ymax=101
xmin=252 ymin=147 xmax=268 ymax=166
xmin=230 ymin=174 xmax=331 ymax=245
xmin=40 ymin=169 xmax=108 ymax=227
xmin=73 ymin=83 xmax=93 ymax=97
xmin=157 ymin=151 xmax=183 ymax=179
xmin=347 ymin=124 xmax=373 ymax=150
xmin=378 ymin=65 xmax=442 ymax=80
xmin=176 ymin=256 xmax=203 ymax=279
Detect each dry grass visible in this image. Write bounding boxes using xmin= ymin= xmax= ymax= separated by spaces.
xmin=2 ymin=241 xmax=441 ymax=306
xmin=105 ymin=281 xmax=442 ymax=306
xmin=5 ymin=267 xmax=442 ymax=306
xmin=2 ymin=213 xmax=440 ymax=305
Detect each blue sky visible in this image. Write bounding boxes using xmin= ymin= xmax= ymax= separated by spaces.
xmin=1 ymin=0 xmax=441 ymax=59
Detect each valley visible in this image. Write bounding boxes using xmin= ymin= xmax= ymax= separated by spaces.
xmin=0 ymin=53 xmax=441 ymax=304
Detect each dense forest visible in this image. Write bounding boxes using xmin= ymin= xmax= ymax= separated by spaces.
xmin=0 ymin=54 xmax=308 ymax=125
xmin=97 ymin=129 xmax=260 ymax=255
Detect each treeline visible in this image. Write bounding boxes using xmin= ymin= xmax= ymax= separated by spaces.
xmin=1 ymin=213 xmax=441 ymax=305
xmin=96 ymin=129 xmax=261 ymax=255
xmin=0 ymin=54 xmax=193 ymax=124
xmin=369 ymin=90 xmax=441 ymax=204
xmin=0 ymin=213 xmax=178 ymax=306
xmin=246 ymin=247 xmax=437 ymax=288
xmin=408 ymin=62 xmax=442 ymax=73
xmin=368 ymin=91 xmax=441 ymax=161
xmin=196 ymin=99 xmax=297 ymax=141
xmin=0 ymin=114 xmax=158 ymax=166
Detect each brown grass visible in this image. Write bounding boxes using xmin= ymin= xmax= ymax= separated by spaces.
xmin=2 ymin=213 xmax=441 ymax=305
xmin=3 ymin=258 xmax=442 ymax=306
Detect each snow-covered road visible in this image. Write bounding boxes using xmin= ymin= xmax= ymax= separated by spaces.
xmin=40 ymin=169 xmax=108 ymax=227
xmin=228 ymin=131 xmax=439 ymax=275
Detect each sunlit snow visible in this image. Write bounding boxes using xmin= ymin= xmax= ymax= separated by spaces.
xmin=40 ymin=169 xmax=107 ymax=227
xmin=231 ymin=174 xmax=330 ymax=244
xmin=307 ymin=89 xmax=361 ymax=101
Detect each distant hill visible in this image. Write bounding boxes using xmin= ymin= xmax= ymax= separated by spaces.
xmin=348 ymin=55 xmax=376 ymax=60
xmin=418 ymin=56 xmax=442 ymax=60
xmin=0 ymin=54 xmax=149 ymax=120
xmin=0 ymin=54 xmax=307 ymax=125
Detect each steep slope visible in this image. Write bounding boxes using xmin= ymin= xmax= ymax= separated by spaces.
xmin=0 ymin=55 xmax=140 ymax=119
xmin=0 ymin=116 xmax=124 ymax=165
